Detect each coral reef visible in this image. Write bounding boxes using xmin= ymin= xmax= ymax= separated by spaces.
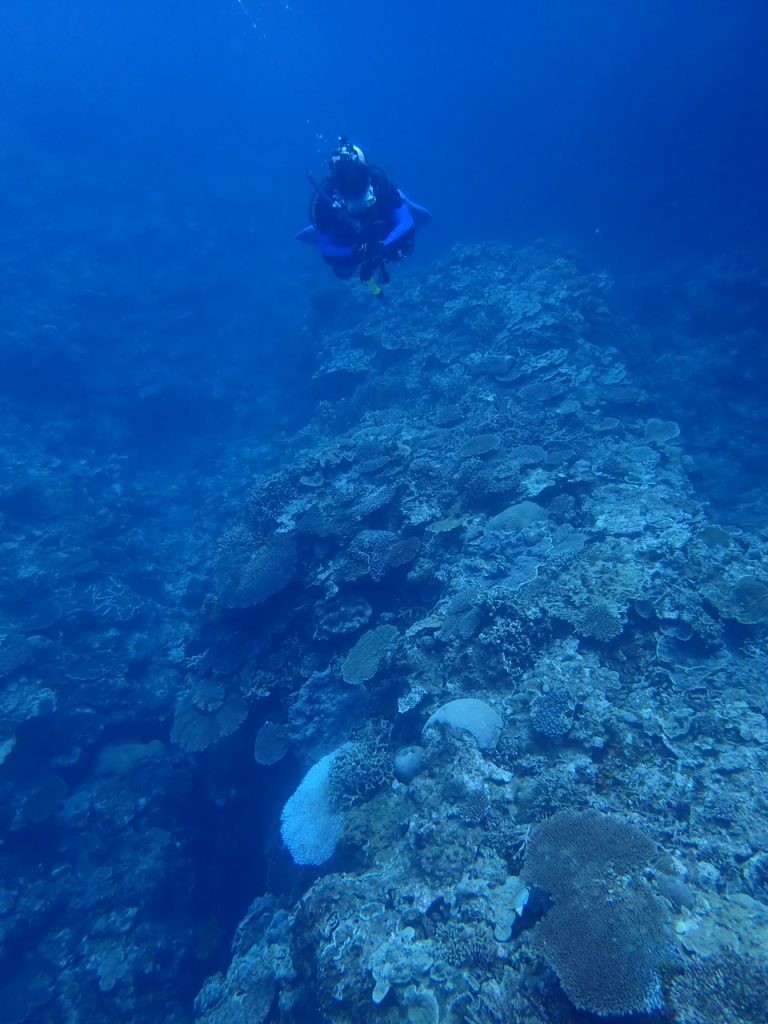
xmin=522 ymin=810 xmax=671 ymax=1016
xmin=3 ymin=241 xmax=768 ymax=1024
xmin=667 ymin=947 xmax=768 ymax=1024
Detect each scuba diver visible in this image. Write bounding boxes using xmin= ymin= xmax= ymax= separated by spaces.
xmin=296 ymin=138 xmax=431 ymax=297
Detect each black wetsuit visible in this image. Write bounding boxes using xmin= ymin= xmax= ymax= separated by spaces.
xmin=312 ymin=167 xmax=415 ymax=278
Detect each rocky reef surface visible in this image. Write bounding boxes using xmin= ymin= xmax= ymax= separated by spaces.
xmin=1 ymin=242 xmax=766 ymax=1023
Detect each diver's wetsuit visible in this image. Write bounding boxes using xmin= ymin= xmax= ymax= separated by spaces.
xmin=312 ymin=166 xmax=415 ymax=279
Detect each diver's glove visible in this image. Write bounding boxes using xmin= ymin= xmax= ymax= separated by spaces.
xmin=353 ymin=239 xmax=385 ymax=262
xmin=354 ymin=240 xmax=386 ymax=281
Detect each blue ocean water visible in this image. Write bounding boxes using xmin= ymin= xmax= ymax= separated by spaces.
xmin=1 ymin=1 xmax=767 ymax=1021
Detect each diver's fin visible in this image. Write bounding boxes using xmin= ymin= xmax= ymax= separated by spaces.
xmin=399 ymin=191 xmax=433 ymax=226
xmin=295 ymin=225 xmax=320 ymax=244
xmin=367 ymin=276 xmax=384 ymax=298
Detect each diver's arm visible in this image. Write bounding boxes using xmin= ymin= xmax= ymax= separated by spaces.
xmin=382 ymin=200 xmax=415 ymax=255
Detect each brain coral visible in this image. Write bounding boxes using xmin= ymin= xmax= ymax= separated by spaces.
xmin=423 ymin=697 xmax=503 ymax=750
